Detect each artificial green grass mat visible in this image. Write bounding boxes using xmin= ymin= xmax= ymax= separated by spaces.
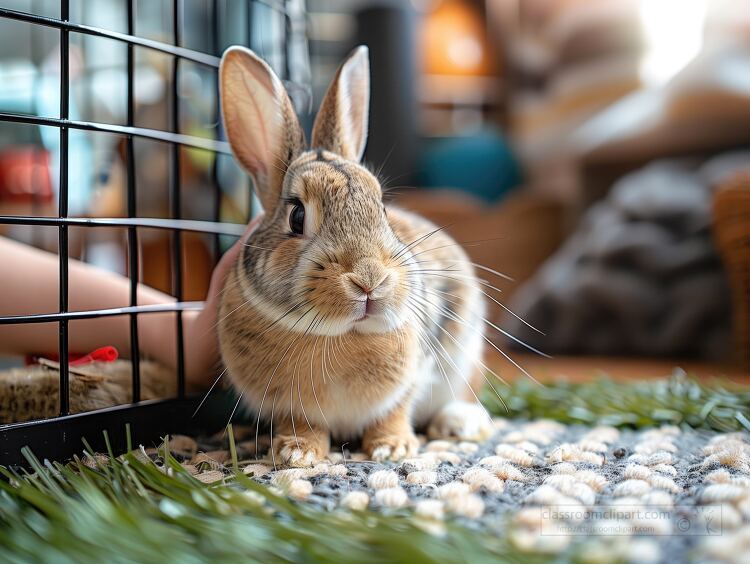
xmin=482 ymin=372 xmax=750 ymax=432
xmin=0 ymin=443 xmax=530 ymax=563
xmin=1 ymin=373 xmax=748 ymax=563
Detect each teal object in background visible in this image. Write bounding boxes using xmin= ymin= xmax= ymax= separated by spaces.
xmin=417 ymin=129 xmax=522 ymax=203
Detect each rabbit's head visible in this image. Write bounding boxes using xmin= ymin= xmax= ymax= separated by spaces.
xmin=220 ymin=46 xmax=419 ymax=336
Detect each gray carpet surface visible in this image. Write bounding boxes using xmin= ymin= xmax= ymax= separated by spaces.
xmin=160 ymin=419 xmax=750 ymax=563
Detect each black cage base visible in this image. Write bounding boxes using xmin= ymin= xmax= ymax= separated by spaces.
xmin=0 ymin=397 xmax=224 ymax=467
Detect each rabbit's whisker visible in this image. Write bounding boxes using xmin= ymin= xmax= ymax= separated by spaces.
xmin=410 ymin=292 xmax=509 ymax=410
xmin=270 ymin=387 xmax=279 ymax=469
xmin=192 ymin=363 xmax=231 ymax=417
xmin=391 ymin=223 xmax=452 ymax=263
xmin=194 ymin=274 xmax=248 ymax=336
xmin=413 ymin=307 xmax=463 ymax=380
xmin=254 ymin=299 xmax=310 ymax=339
xmin=329 ymin=330 xmax=347 ymax=371
xmin=395 ymin=236 xmax=515 ymax=267
xmin=406 ymin=262 xmax=515 ymax=285
xmin=218 ymin=323 xmax=284 ymax=430
xmin=406 ymin=270 xmax=505 ymax=295
xmin=254 ymin=309 xmax=317 ymax=457
xmin=403 ymin=301 xmax=456 ymax=402
xmin=422 ymin=329 xmax=456 ymax=402
xmin=429 ymin=278 xmax=545 ymax=336
xmin=428 ymin=287 xmax=549 ymax=352
xmin=309 ymin=334 xmax=330 ymax=430
xmin=405 ymin=298 xmax=493 ymax=419
xmin=217 ymin=333 xmax=271 ymax=432
xmin=413 ymin=289 xmax=538 ymax=385
xmin=324 ymin=333 xmax=337 ymax=384
xmin=391 ymin=225 xmax=444 ymax=263
xmin=407 ymin=270 xmax=544 ymax=336
xmin=216 ymin=269 xmax=244 ymax=296
xmin=297 ymin=352 xmax=317 ymax=436
xmin=405 ymin=268 xmax=463 ymax=275
xmin=205 ymin=298 xmax=251 ymax=337
xmin=290 ymin=369 xmax=300 ymax=452
xmin=396 ymin=243 xmax=465 ymax=266
xmin=243 ymin=243 xmax=274 ymax=251
xmin=313 ymin=334 xmax=325 ymax=385
xmin=321 ymin=335 xmax=330 ymax=386
xmin=470 ymin=262 xmax=514 ymax=282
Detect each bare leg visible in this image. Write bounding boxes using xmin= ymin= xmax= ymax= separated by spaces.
xmin=0 ymin=217 xmax=261 ymax=390
xmin=0 ymin=236 xmax=180 ymax=364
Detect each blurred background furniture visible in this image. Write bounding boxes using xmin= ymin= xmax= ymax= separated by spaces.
xmin=2 ymin=0 xmax=748 ymax=376
xmin=714 ymin=172 xmax=750 ymax=371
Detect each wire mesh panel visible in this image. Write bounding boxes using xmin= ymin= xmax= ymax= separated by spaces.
xmin=0 ymin=0 xmax=310 ymax=464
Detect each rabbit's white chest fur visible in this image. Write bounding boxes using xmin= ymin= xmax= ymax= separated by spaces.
xmin=318 ymin=332 xmax=479 ymax=437
xmin=322 ymin=362 xmax=416 ymax=437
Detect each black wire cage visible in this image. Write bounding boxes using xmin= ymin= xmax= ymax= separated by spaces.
xmin=0 ymin=0 xmax=310 ymax=465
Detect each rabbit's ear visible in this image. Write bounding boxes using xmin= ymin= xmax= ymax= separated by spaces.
xmin=220 ymin=46 xmax=305 ymax=212
xmin=311 ymin=46 xmax=370 ymax=162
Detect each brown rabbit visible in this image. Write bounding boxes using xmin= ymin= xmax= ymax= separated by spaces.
xmin=218 ymin=45 xmax=491 ymax=466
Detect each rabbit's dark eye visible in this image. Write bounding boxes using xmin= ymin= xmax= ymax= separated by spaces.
xmin=289 ymin=202 xmax=305 ymax=235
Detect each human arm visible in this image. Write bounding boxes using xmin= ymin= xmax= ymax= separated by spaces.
xmin=0 ymin=216 xmax=261 ymax=391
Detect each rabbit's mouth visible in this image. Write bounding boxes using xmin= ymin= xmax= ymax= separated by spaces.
xmin=353 ymin=295 xmax=380 ymax=322
xmin=353 ymin=293 xmax=389 ymax=322
xmin=350 ymin=300 xmax=408 ymax=334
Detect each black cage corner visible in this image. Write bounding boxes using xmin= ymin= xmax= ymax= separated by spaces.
xmin=0 ymin=0 xmax=309 ymax=466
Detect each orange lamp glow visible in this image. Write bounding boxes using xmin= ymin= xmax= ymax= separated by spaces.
xmin=420 ymin=0 xmax=492 ymax=76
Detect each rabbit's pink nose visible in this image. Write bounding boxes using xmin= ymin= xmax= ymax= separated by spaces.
xmin=348 ymin=272 xmax=390 ymax=297
xmin=351 ymin=279 xmax=374 ymax=295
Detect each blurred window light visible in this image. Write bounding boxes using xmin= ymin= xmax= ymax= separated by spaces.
xmin=639 ymin=0 xmax=706 ymax=86
xmin=447 ymin=36 xmax=483 ymax=70
xmin=421 ymin=0 xmax=490 ymax=76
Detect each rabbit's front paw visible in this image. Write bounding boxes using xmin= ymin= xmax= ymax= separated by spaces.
xmin=428 ymin=401 xmax=493 ymax=441
xmin=364 ymin=432 xmax=419 ymax=462
xmin=272 ymin=434 xmax=329 ymax=467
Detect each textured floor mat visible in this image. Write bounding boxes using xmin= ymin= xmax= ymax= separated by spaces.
xmin=149 ymin=419 xmax=750 ymax=563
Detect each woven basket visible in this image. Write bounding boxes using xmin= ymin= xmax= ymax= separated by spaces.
xmin=713 ymin=172 xmax=750 ymax=370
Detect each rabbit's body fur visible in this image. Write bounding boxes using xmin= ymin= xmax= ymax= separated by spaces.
xmin=218 ymin=47 xmax=491 ymax=465
xmin=219 ymin=194 xmax=484 ymax=433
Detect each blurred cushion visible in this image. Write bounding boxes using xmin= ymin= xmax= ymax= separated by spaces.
xmin=417 ymin=130 xmax=522 ymax=203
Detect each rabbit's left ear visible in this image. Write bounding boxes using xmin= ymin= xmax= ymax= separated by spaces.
xmin=311 ymin=46 xmax=370 ymax=162
xmin=220 ymin=46 xmax=305 ymax=213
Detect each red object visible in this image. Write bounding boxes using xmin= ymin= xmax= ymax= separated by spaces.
xmin=0 ymin=146 xmax=53 ymax=204
xmin=26 ymin=346 xmax=119 ymax=366
xmin=70 ymin=346 xmax=119 ymax=366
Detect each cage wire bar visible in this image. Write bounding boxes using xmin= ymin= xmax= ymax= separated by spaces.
xmin=126 ymin=0 xmax=140 ymax=404
xmin=59 ymin=0 xmax=71 ymax=416
xmin=0 ymin=0 xmax=303 ymax=465
xmin=211 ymin=1 xmax=222 ymax=262
xmin=172 ymin=0 xmax=186 ymax=400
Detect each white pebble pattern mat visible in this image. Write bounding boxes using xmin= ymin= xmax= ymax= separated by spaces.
xmin=173 ymin=419 xmax=750 ymax=563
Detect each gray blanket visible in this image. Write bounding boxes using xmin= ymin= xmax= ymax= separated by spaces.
xmin=504 ymin=152 xmax=750 ymax=359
